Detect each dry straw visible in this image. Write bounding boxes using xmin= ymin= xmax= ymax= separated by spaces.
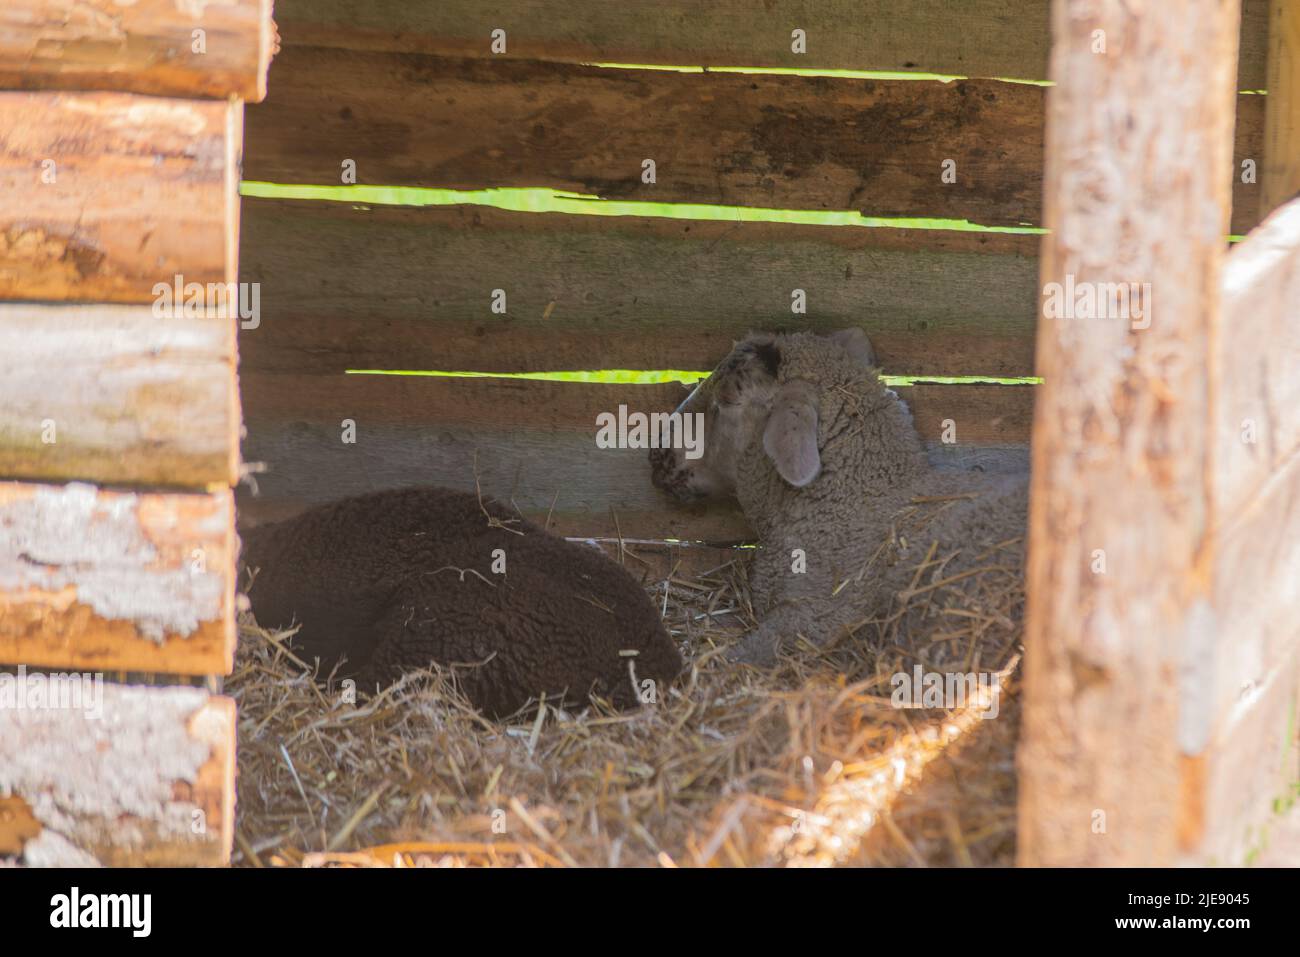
xmin=231 ymin=532 xmax=1023 ymax=868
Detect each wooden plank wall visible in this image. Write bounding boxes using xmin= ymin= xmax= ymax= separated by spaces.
xmin=1192 ymin=0 xmax=1300 ymax=864
xmin=237 ymin=2 xmax=1270 ymax=545
xmin=266 ymin=0 xmax=1270 ymax=89
xmin=0 ymin=1 xmax=273 ymax=866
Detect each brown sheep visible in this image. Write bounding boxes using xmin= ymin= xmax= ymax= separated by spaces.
xmin=240 ymin=487 xmax=682 ymax=718
xmin=650 ymin=329 xmax=1027 ymax=665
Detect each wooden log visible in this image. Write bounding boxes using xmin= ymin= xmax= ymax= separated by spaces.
xmin=0 ymin=484 xmax=236 ymax=676
xmin=0 ymin=685 xmax=234 ymax=866
xmin=1262 ymin=0 xmax=1300 ymax=217
xmin=0 ymin=92 xmax=240 ymax=303
xmin=268 ymin=0 xmax=1272 ymax=90
xmin=0 ymin=0 xmax=277 ymax=100
xmin=238 ymin=371 xmax=1032 ymax=541
xmin=0 ymin=304 xmax=240 ymax=488
xmin=243 ymin=46 xmax=1266 ymax=234
xmin=239 ymin=198 xmax=1042 ymax=378
xmin=1018 ymin=0 xmax=1239 ymax=866
xmin=1216 ymin=198 xmax=1300 ymax=513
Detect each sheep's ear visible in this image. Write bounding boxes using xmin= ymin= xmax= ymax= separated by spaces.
xmin=762 ymin=380 xmax=821 ymax=488
xmin=828 ymin=328 xmax=877 ymax=368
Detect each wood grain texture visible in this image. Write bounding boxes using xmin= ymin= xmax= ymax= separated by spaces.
xmin=1262 ymin=0 xmax=1300 ymax=216
xmin=0 ymin=686 xmax=234 ymax=866
xmin=1198 ymin=445 xmax=1300 ymax=865
xmin=245 ymin=47 xmax=1266 ymax=234
xmin=0 ymin=0 xmax=277 ymax=100
xmin=268 ymin=0 xmax=1271 ymax=89
xmin=1018 ymin=0 xmax=1239 ymax=867
xmin=0 ymin=92 xmax=240 ymax=303
xmin=0 ymin=304 xmax=240 ymax=488
xmin=0 ymin=483 xmax=236 ymax=676
xmin=238 ymin=371 xmax=1032 ymax=541
xmin=1195 ymin=197 xmax=1300 ymax=865
xmin=248 ymin=48 xmax=1044 ymax=227
xmin=1216 ymin=198 xmax=1300 ymax=514
xmin=239 ymin=198 xmax=1041 ymax=377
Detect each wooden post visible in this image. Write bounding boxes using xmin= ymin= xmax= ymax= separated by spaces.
xmin=1019 ymin=0 xmax=1241 ymax=866
xmin=1263 ymin=0 xmax=1300 ymax=216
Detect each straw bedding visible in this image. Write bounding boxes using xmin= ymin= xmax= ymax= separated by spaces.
xmin=230 ymin=530 xmax=1024 ymax=868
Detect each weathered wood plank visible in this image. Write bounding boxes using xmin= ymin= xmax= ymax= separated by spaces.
xmin=0 ymin=0 xmax=277 ymax=100
xmin=268 ymin=0 xmax=1272 ymax=90
xmin=237 ymin=372 xmax=1032 ymax=541
xmin=247 ymin=48 xmax=1044 ymax=227
xmin=0 ymin=304 xmax=240 ymax=488
xmin=244 ymin=47 xmax=1266 ymax=234
xmin=0 ymin=686 xmax=234 ymax=866
xmin=1262 ymin=0 xmax=1300 ymax=216
xmin=1196 ymin=445 xmax=1300 ymax=864
xmin=0 ymin=92 xmax=240 ymax=303
xmin=1216 ymin=198 xmax=1300 ymax=513
xmin=0 ymin=484 xmax=236 ymax=676
xmin=1200 ymin=648 xmax=1300 ymax=865
xmin=241 ymin=373 xmax=1035 ymax=445
xmin=1019 ymin=0 xmax=1239 ymax=867
xmin=239 ymin=198 xmax=1041 ymax=377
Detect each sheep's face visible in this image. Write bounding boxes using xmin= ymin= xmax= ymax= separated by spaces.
xmin=649 ymin=329 xmax=876 ymax=503
xmin=649 ymin=335 xmax=783 ymax=502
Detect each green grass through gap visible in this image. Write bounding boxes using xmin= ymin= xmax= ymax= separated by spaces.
xmin=241 ymin=181 xmax=1045 ymax=234
xmin=344 ymin=368 xmax=1043 ymax=387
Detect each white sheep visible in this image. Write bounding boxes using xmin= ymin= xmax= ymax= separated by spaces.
xmin=650 ymin=329 xmax=1028 ymax=664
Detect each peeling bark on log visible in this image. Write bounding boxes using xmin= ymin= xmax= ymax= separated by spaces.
xmin=1019 ymin=0 xmax=1240 ymax=866
xmin=0 ymin=686 xmax=234 ymax=866
xmin=0 ymin=303 xmax=240 ymax=488
xmin=0 ymin=483 xmax=236 ymax=676
xmin=0 ymin=92 xmax=241 ymax=303
xmin=1194 ymin=197 xmax=1300 ymax=865
xmin=0 ymin=0 xmax=277 ymax=100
